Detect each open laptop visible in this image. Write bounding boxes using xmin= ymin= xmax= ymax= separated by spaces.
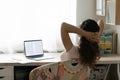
xmin=24 ymin=40 xmax=54 ymax=60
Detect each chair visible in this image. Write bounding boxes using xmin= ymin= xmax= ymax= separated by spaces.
xmin=29 ymin=59 xmax=90 ymax=80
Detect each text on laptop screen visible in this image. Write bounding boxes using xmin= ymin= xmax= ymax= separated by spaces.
xmin=24 ymin=40 xmax=43 ymax=56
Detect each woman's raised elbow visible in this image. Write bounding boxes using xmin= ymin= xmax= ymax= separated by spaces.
xmin=61 ymin=22 xmax=67 ymax=27
xmin=61 ymin=22 xmax=67 ymax=30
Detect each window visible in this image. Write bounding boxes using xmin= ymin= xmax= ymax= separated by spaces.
xmin=0 ymin=0 xmax=76 ymax=53
xmin=96 ymin=0 xmax=105 ymax=16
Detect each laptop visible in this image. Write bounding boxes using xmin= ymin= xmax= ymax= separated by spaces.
xmin=24 ymin=40 xmax=54 ymax=60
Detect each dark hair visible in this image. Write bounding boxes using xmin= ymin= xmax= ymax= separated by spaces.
xmin=79 ymin=19 xmax=100 ymax=68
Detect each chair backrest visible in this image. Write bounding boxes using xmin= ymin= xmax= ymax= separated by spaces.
xmin=29 ymin=59 xmax=90 ymax=80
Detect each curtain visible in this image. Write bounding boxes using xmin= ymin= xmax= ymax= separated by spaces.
xmin=0 ymin=0 xmax=76 ymax=53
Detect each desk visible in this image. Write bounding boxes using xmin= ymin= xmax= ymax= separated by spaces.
xmin=0 ymin=53 xmax=120 ymax=80
xmin=0 ymin=53 xmax=61 ymax=66
xmin=1 ymin=53 xmax=120 ymax=66
xmin=0 ymin=53 xmax=61 ymax=80
xmin=97 ymin=54 xmax=120 ymax=64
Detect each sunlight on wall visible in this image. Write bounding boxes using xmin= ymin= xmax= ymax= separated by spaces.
xmin=0 ymin=0 xmax=76 ymax=53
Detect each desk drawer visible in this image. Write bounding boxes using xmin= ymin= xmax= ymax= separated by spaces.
xmin=0 ymin=66 xmax=14 ymax=80
xmin=0 ymin=76 xmax=13 ymax=80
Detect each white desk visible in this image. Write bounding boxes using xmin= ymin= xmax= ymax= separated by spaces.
xmin=0 ymin=53 xmax=120 ymax=66
xmin=97 ymin=54 xmax=120 ymax=64
xmin=0 ymin=53 xmax=120 ymax=80
xmin=1 ymin=53 xmax=120 ymax=66
xmin=0 ymin=53 xmax=61 ymax=80
xmin=0 ymin=53 xmax=61 ymax=66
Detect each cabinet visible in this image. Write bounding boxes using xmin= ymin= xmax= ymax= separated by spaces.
xmin=96 ymin=0 xmax=105 ymax=16
xmin=106 ymin=0 xmax=120 ymax=25
xmin=0 ymin=66 xmax=14 ymax=80
xmin=96 ymin=0 xmax=120 ymax=25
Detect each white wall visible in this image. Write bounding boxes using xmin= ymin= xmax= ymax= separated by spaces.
xmin=76 ymin=0 xmax=105 ymax=25
xmin=76 ymin=0 xmax=120 ymax=54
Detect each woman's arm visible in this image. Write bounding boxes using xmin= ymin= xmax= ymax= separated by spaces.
xmin=97 ymin=19 xmax=104 ymax=36
xmin=97 ymin=20 xmax=104 ymax=59
xmin=61 ymin=22 xmax=98 ymax=52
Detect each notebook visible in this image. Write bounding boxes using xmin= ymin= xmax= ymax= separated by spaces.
xmin=24 ymin=40 xmax=54 ymax=60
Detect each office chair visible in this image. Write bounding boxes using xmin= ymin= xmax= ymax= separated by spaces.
xmin=29 ymin=59 xmax=90 ymax=80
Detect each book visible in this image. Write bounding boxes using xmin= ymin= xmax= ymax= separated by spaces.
xmin=99 ymin=32 xmax=117 ymax=55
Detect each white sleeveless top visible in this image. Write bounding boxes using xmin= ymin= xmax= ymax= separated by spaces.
xmin=61 ymin=46 xmax=80 ymax=61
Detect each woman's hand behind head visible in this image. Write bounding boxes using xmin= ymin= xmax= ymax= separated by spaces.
xmin=84 ymin=31 xmax=99 ymax=43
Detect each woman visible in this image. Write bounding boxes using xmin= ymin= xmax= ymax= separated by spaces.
xmin=61 ymin=19 xmax=104 ymax=67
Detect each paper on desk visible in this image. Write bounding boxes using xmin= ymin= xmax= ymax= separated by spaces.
xmin=11 ymin=54 xmax=56 ymax=64
xmin=12 ymin=55 xmax=34 ymax=64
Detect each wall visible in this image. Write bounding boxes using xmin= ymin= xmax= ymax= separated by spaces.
xmin=76 ymin=0 xmax=105 ymax=25
xmin=76 ymin=0 xmax=120 ymax=54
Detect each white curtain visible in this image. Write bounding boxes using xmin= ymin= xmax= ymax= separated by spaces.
xmin=0 ymin=0 xmax=76 ymax=53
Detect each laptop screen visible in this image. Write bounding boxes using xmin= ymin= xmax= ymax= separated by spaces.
xmin=24 ymin=40 xmax=44 ymax=57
